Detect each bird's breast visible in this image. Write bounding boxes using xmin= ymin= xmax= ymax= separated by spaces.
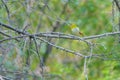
xmin=72 ymin=27 xmax=80 ymax=33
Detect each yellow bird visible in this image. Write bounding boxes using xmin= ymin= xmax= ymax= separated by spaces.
xmin=70 ymin=24 xmax=84 ymax=36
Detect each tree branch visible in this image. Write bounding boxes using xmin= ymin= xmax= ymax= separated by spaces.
xmin=38 ymin=38 xmax=85 ymax=57
xmin=114 ymin=0 xmax=120 ymax=11
xmin=0 ymin=22 xmax=28 ymax=35
xmin=1 ymin=31 xmax=120 ymax=43
xmin=1 ymin=0 xmax=10 ymax=18
xmin=1 ymin=22 xmax=120 ymax=41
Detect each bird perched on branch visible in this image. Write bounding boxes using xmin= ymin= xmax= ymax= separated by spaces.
xmin=70 ymin=24 xmax=84 ymax=36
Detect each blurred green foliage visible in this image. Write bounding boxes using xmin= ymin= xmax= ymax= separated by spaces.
xmin=0 ymin=0 xmax=120 ymax=80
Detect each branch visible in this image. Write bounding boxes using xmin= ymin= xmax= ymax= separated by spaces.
xmin=0 ymin=31 xmax=11 ymax=37
xmin=1 ymin=31 xmax=120 ymax=43
xmin=0 ymin=31 xmax=117 ymax=58
xmin=35 ymin=32 xmax=120 ymax=40
xmin=82 ymin=32 xmax=120 ymax=40
xmin=33 ymin=36 xmax=41 ymax=60
xmin=0 ymin=22 xmax=28 ymax=35
xmin=0 ymin=31 xmax=19 ymax=41
xmin=1 ymin=22 xmax=120 ymax=41
xmin=38 ymin=38 xmax=85 ymax=57
xmin=0 ymin=35 xmax=27 ymax=43
xmin=1 ymin=0 xmax=10 ymax=18
xmin=114 ymin=0 xmax=120 ymax=11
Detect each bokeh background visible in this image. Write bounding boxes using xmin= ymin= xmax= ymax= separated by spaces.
xmin=0 ymin=0 xmax=120 ymax=80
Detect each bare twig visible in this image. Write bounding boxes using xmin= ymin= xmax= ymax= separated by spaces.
xmin=33 ymin=36 xmax=44 ymax=77
xmin=84 ymin=57 xmax=88 ymax=80
xmin=1 ymin=0 xmax=10 ymax=19
xmin=1 ymin=31 xmax=120 ymax=43
xmin=38 ymin=38 xmax=85 ymax=57
xmin=82 ymin=32 xmax=120 ymax=40
xmin=33 ymin=36 xmax=40 ymax=60
xmin=0 ymin=31 xmax=11 ymax=37
xmin=112 ymin=0 xmax=115 ymax=31
xmin=35 ymin=31 xmax=120 ymax=40
xmin=0 ymin=22 xmax=28 ymax=35
xmin=2 ymin=22 xmax=120 ymax=41
xmin=114 ymin=0 xmax=120 ymax=11
xmin=0 ymin=31 xmax=19 ymax=41
xmin=0 ymin=35 xmax=28 ymax=43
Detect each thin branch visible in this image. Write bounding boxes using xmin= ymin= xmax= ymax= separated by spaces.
xmin=33 ymin=36 xmax=41 ymax=60
xmin=0 ymin=35 xmax=28 ymax=43
xmin=33 ymin=36 xmax=44 ymax=77
xmin=0 ymin=31 xmax=11 ymax=37
xmin=1 ymin=31 xmax=120 ymax=43
xmin=82 ymin=32 xmax=120 ymax=40
xmin=114 ymin=0 xmax=120 ymax=11
xmin=1 ymin=22 xmax=120 ymax=41
xmin=0 ymin=22 xmax=28 ymax=35
xmin=1 ymin=0 xmax=10 ymax=18
xmin=0 ymin=32 xmax=118 ymax=59
xmin=84 ymin=57 xmax=88 ymax=80
xmin=112 ymin=0 xmax=115 ymax=31
xmin=35 ymin=31 xmax=120 ymax=40
xmin=38 ymin=38 xmax=85 ymax=57
xmin=0 ymin=31 xmax=19 ymax=41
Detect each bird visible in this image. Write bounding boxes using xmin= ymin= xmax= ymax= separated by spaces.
xmin=70 ymin=24 xmax=84 ymax=36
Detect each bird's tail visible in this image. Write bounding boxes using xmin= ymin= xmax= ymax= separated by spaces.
xmin=79 ymin=32 xmax=84 ymax=36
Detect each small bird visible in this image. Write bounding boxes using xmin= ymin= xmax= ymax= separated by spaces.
xmin=70 ymin=24 xmax=84 ymax=36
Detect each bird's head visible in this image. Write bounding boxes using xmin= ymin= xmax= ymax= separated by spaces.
xmin=70 ymin=24 xmax=77 ymax=29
